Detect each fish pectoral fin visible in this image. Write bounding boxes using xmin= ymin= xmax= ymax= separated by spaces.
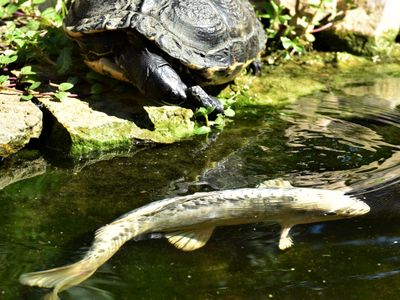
xmin=257 ymin=179 xmax=294 ymax=189
xmin=278 ymin=225 xmax=294 ymax=250
xmin=165 ymin=227 xmax=215 ymax=251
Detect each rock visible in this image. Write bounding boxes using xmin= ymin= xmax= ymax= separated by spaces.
xmin=336 ymin=0 xmax=399 ymax=39
xmin=334 ymin=52 xmax=372 ymax=69
xmin=255 ymin=0 xmax=400 ymax=57
xmin=315 ymin=0 xmax=400 ymax=56
xmin=144 ymin=106 xmax=195 ymax=140
xmin=0 ymin=92 xmax=43 ymax=158
xmin=36 ymin=95 xmax=195 ymax=156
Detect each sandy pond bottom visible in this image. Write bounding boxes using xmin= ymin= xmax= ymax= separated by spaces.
xmin=1 ymin=74 xmax=400 ymax=299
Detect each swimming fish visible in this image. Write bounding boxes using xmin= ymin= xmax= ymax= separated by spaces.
xmin=19 ymin=180 xmax=370 ymax=299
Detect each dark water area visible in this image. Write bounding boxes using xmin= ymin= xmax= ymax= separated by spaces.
xmin=2 ymin=76 xmax=400 ymax=299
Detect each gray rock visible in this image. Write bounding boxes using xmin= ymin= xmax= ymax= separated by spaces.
xmin=0 ymin=92 xmax=43 ymax=158
xmin=36 ymin=95 xmax=195 ymax=156
xmin=335 ymin=0 xmax=400 ymax=39
xmin=315 ymin=0 xmax=400 ymax=56
xmin=257 ymin=0 xmax=400 ymax=56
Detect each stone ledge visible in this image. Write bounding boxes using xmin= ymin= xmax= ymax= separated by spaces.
xmin=36 ymin=96 xmax=195 ymax=156
xmin=0 ymin=91 xmax=43 ymax=158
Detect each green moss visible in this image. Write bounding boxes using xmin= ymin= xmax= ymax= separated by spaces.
xmin=221 ymin=52 xmax=400 ymax=111
xmin=66 ymin=108 xmax=196 ymax=156
xmin=69 ymin=121 xmax=138 ymax=156
xmin=221 ymin=62 xmax=325 ymax=108
xmin=144 ymin=106 xmax=195 ymax=142
xmin=249 ymin=72 xmax=325 ymax=105
xmin=38 ymin=96 xmax=196 ymax=157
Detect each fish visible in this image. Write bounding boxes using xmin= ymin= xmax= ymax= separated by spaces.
xmin=19 ymin=180 xmax=370 ymax=299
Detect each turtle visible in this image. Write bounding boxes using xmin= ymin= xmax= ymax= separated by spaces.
xmin=63 ymin=0 xmax=266 ymax=114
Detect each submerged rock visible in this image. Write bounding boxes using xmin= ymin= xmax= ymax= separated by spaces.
xmin=0 ymin=92 xmax=43 ymax=158
xmin=36 ymin=95 xmax=195 ymax=156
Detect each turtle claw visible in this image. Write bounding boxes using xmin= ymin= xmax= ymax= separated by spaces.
xmin=187 ymin=86 xmax=224 ymax=115
xmin=248 ymin=60 xmax=262 ymax=76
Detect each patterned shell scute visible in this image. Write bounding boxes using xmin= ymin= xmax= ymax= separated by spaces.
xmin=64 ymin=0 xmax=143 ymax=32
xmin=64 ymin=0 xmax=266 ymax=69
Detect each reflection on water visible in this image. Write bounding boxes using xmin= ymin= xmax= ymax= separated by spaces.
xmin=279 ymin=91 xmax=400 ymax=193
xmin=1 ymin=77 xmax=400 ymax=299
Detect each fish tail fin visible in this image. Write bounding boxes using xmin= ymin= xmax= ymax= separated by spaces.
xmin=19 ymin=259 xmax=96 ymax=299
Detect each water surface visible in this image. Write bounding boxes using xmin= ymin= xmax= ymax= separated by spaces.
xmin=1 ymin=75 xmax=400 ymax=299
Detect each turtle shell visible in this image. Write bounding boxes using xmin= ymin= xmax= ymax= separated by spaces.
xmin=64 ymin=0 xmax=265 ymax=82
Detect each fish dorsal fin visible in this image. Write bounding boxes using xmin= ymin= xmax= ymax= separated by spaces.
xmin=165 ymin=227 xmax=215 ymax=251
xmin=257 ymin=179 xmax=294 ymax=189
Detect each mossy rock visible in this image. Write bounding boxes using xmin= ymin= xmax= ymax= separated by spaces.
xmin=37 ymin=96 xmax=195 ymax=157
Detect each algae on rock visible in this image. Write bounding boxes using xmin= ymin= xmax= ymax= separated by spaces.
xmin=37 ymin=96 xmax=195 ymax=157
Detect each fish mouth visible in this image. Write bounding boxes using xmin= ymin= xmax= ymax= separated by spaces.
xmin=347 ymin=200 xmax=370 ymax=216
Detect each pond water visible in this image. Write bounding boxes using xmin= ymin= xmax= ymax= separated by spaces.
xmin=1 ymin=74 xmax=400 ymax=299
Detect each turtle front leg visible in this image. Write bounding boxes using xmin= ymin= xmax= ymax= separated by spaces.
xmin=116 ymin=45 xmax=223 ymax=114
xmin=187 ymin=86 xmax=224 ymax=114
xmin=247 ymin=60 xmax=262 ymax=76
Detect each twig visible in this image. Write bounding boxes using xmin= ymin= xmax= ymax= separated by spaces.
xmin=311 ymin=22 xmax=333 ymax=33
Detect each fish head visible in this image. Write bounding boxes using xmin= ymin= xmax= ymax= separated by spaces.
xmin=322 ymin=196 xmax=370 ymax=219
xmin=310 ymin=191 xmax=370 ymax=220
xmin=289 ymin=189 xmax=370 ymax=223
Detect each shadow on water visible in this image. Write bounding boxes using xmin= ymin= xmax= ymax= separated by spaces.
xmin=1 ymin=76 xmax=400 ymax=299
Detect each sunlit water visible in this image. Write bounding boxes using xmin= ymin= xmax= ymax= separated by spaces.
xmin=1 ymin=76 xmax=400 ymax=299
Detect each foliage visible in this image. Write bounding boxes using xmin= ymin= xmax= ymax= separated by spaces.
xmin=259 ymin=0 xmax=338 ymax=62
xmin=0 ymin=0 xmax=76 ymax=101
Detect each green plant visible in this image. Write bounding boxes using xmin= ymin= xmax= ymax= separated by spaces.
xmin=259 ymin=0 xmax=338 ymax=62
xmin=0 ymin=0 xmax=76 ymax=101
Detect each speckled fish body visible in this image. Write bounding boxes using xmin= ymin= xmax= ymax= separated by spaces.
xmin=20 ymin=182 xmax=370 ymax=300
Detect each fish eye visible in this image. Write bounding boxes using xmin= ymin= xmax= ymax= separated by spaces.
xmin=324 ymin=212 xmax=337 ymax=216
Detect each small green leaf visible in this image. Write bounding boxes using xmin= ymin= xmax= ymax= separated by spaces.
xmin=194 ymin=126 xmax=211 ymax=135
xmin=21 ymin=66 xmax=36 ymax=75
xmin=58 ymin=82 xmax=74 ymax=91
xmin=27 ymin=81 xmax=41 ymax=91
xmin=224 ymin=108 xmax=235 ymax=117
xmin=212 ymin=114 xmax=226 ymax=127
xmin=2 ymin=3 xmax=18 ymax=18
xmin=0 ymin=75 xmax=9 ymax=84
xmin=0 ymin=55 xmax=17 ymax=65
xmin=195 ymin=107 xmax=209 ymax=117
xmin=53 ymin=91 xmax=68 ymax=101
xmin=20 ymin=94 xmax=33 ymax=101
xmin=280 ymin=37 xmax=293 ymax=50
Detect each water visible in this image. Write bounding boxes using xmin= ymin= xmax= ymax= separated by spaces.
xmin=2 ymin=75 xmax=400 ymax=299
